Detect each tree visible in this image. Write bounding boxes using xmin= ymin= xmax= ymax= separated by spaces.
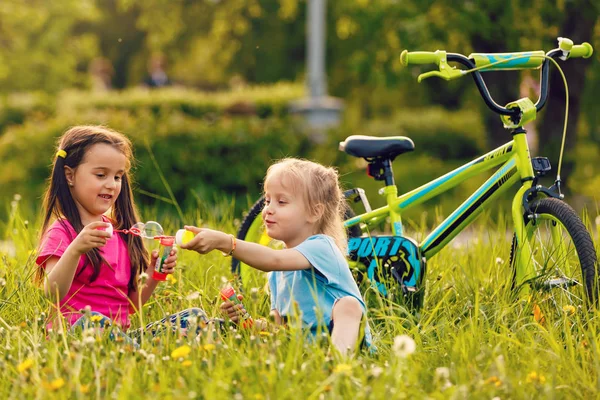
xmin=536 ymin=0 xmax=598 ymax=186
xmin=0 ymin=0 xmax=100 ymax=93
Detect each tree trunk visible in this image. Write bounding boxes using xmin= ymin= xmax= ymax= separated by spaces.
xmin=536 ymin=1 xmax=597 ymax=189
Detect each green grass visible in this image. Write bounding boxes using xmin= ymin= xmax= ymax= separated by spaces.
xmin=1 ymin=199 xmax=600 ymax=399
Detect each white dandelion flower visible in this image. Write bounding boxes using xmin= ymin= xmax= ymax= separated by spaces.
xmin=392 ymin=335 xmax=416 ymax=358
xmin=370 ymin=366 xmax=384 ymax=378
xmin=435 ymin=367 xmax=450 ymax=380
xmin=186 ymin=291 xmax=201 ymax=301
xmin=139 ymin=272 xmax=149 ymax=283
xmin=83 ymin=336 xmax=96 ymax=346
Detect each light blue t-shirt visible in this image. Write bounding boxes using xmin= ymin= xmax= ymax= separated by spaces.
xmin=268 ymin=234 xmax=372 ymax=347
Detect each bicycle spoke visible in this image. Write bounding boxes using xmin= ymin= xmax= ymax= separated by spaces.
xmin=523 ymin=210 xmax=590 ymax=318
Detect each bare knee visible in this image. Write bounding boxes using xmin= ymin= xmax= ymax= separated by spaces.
xmin=332 ymin=296 xmax=363 ymax=321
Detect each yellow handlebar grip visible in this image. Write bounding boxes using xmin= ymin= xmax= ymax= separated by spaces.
xmin=569 ymin=42 xmax=593 ymax=59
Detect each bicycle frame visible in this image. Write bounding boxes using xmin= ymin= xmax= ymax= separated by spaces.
xmin=344 ymin=130 xmax=539 ymax=292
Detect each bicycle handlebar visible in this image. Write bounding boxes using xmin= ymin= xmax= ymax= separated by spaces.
xmin=568 ymin=43 xmax=593 ymax=58
xmin=468 ymin=51 xmax=545 ymax=70
xmin=400 ymin=38 xmax=594 ymax=119
xmin=400 ymin=50 xmax=445 ymax=66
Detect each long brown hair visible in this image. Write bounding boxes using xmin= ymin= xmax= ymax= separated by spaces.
xmin=36 ymin=126 xmax=149 ymax=292
xmin=264 ymin=158 xmax=348 ymax=253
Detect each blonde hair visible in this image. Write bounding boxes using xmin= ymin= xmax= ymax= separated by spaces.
xmin=264 ymin=158 xmax=347 ymax=253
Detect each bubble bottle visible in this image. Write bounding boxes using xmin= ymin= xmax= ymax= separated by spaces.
xmin=220 ymin=286 xmax=254 ymax=329
xmin=153 ymin=237 xmax=175 ymax=281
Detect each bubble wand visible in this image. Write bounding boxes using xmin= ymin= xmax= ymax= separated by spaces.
xmin=102 ymin=221 xmax=193 ymax=280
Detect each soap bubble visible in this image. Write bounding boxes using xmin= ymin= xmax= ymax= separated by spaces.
xmin=142 ymin=221 xmax=164 ymax=238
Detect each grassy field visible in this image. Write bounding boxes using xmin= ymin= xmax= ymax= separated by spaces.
xmin=1 ymin=197 xmax=599 ymax=399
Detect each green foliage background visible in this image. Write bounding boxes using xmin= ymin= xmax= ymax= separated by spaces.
xmin=1 ymin=0 xmax=598 ymax=217
xmin=0 ymin=85 xmax=489 ymax=223
xmin=1 ymin=2 xmax=600 ymax=398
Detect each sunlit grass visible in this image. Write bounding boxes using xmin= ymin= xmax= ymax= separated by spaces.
xmin=1 ymin=198 xmax=599 ymax=399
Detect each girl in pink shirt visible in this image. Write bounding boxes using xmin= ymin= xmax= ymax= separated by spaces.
xmin=35 ymin=126 xmax=207 ymax=344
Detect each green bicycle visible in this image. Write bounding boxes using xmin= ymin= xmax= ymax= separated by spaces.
xmin=232 ymin=37 xmax=598 ymax=316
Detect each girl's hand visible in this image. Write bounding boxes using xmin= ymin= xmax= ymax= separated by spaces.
xmin=71 ymin=221 xmax=112 ymax=255
xmin=219 ymin=294 xmax=246 ymax=323
xmin=147 ymin=247 xmax=178 ymax=275
xmin=180 ymin=226 xmax=231 ymax=254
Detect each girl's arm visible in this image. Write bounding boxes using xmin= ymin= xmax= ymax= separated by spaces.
xmin=43 ymin=221 xmax=112 ymax=300
xmin=128 ymin=248 xmax=177 ymax=314
xmin=181 ymin=226 xmax=311 ymax=272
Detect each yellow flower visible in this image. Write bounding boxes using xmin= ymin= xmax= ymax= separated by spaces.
xmin=526 ymin=371 xmax=546 ymax=384
xmin=563 ymin=305 xmax=576 ymax=316
xmin=203 ymin=344 xmax=216 ymax=352
xmin=259 ymin=331 xmax=271 ymax=337
xmin=334 ymin=363 xmax=352 ymax=374
xmin=80 ymin=384 xmax=90 ymax=394
xmin=17 ymin=358 xmax=34 ymax=373
xmin=181 ymin=360 xmax=193 ymax=367
xmin=166 ymin=274 xmax=177 ymax=284
xmin=43 ymin=378 xmax=66 ymax=391
xmin=485 ymin=376 xmax=502 ymax=387
xmin=171 ymin=345 xmax=192 ymax=359
xmin=90 ymin=315 xmax=104 ymax=323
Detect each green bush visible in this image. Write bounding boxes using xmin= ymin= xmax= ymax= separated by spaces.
xmin=59 ymin=83 xmax=304 ymax=119
xmin=0 ymin=87 xmax=488 ymax=223
xmin=360 ymin=107 xmax=486 ymax=159
xmin=0 ymin=110 xmax=310 ymax=217
xmin=0 ymin=92 xmax=55 ymax=133
xmin=0 ymin=84 xmax=304 ymax=136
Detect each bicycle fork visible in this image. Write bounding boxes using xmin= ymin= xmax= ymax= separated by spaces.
xmin=511 ymin=130 xmax=542 ymax=300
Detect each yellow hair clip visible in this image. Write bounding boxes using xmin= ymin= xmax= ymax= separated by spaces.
xmin=56 ymin=149 xmax=67 ymax=159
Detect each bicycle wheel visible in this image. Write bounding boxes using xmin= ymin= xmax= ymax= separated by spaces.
xmin=510 ymin=198 xmax=598 ymax=315
xmin=231 ymin=196 xmax=362 ymax=290
xmin=231 ymin=197 xmax=281 ymax=290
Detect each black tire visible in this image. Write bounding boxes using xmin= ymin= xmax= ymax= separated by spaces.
xmin=509 ymin=198 xmax=598 ymax=312
xmin=231 ymin=196 xmax=267 ymax=278
xmin=232 ymin=196 xmax=362 ymax=289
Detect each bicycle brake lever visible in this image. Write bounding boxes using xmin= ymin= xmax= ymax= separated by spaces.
xmin=417 ymin=67 xmax=464 ymax=82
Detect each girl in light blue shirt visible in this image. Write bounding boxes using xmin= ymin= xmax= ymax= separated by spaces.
xmin=182 ymin=158 xmax=372 ymax=354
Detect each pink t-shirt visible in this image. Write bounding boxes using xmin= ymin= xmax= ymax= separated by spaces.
xmin=36 ymin=217 xmax=133 ymax=329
